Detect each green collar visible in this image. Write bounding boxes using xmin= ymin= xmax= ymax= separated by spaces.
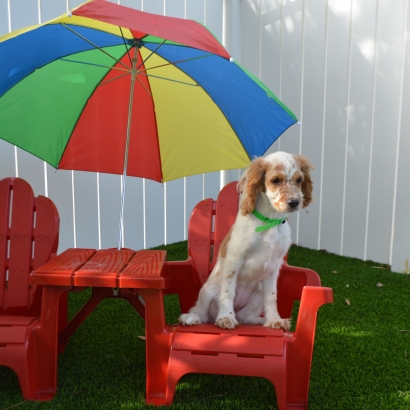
xmin=252 ymin=210 xmax=287 ymax=232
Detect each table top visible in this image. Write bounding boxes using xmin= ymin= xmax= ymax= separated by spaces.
xmin=31 ymin=248 xmax=168 ymax=289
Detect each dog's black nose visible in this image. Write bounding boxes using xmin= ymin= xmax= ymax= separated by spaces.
xmin=288 ymin=199 xmax=300 ymax=209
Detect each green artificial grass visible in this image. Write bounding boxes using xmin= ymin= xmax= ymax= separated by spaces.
xmin=1 ymin=242 xmax=410 ymax=409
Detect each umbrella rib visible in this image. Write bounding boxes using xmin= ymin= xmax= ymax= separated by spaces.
xmin=99 ymin=72 xmax=131 ymax=86
xmin=62 ymin=23 xmax=130 ymax=70
xmin=139 ymin=53 xmax=213 ymax=72
xmin=136 ymin=39 xmax=167 ymax=71
xmin=135 ymin=75 xmax=152 ymax=97
xmin=139 ymin=72 xmax=197 ymax=86
xmin=119 ymin=26 xmax=133 ymax=66
xmin=60 ymin=58 xmax=129 ymax=72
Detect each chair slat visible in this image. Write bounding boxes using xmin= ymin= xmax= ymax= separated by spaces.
xmin=0 ymin=178 xmax=12 ymax=309
xmin=6 ymin=179 xmax=34 ymax=309
xmin=187 ymin=198 xmax=213 ymax=286
xmin=211 ymin=182 xmax=239 ymax=270
xmin=32 ymin=195 xmax=60 ymax=271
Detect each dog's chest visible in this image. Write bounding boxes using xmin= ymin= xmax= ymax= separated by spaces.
xmin=239 ymin=225 xmax=290 ymax=281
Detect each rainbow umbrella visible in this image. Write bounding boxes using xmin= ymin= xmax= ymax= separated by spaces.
xmin=0 ymin=0 xmax=297 ymax=247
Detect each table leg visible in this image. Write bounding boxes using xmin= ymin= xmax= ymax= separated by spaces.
xmin=139 ymin=288 xmax=173 ymax=405
xmin=59 ymin=287 xmax=146 ymax=351
xmin=58 ymin=287 xmax=113 ymax=350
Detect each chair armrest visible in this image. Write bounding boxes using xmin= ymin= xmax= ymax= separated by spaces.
xmin=277 ymin=263 xmax=322 ymax=318
xmin=293 ymin=286 xmax=333 ymax=342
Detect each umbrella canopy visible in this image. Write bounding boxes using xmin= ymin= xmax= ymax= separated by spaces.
xmin=0 ymin=0 xmax=297 ymax=183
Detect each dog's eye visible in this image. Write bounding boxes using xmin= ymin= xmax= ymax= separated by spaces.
xmin=296 ymin=177 xmax=303 ymax=184
xmin=271 ymin=178 xmax=281 ymax=185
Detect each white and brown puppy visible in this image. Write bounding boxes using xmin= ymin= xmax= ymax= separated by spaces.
xmin=179 ymin=151 xmax=313 ymax=330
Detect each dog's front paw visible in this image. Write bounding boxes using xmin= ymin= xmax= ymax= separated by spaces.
xmin=264 ymin=318 xmax=291 ymax=330
xmin=179 ymin=313 xmax=201 ymax=326
xmin=215 ymin=314 xmax=238 ymax=329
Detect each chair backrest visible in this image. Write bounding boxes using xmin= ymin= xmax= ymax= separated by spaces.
xmin=0 ymin=177 xmax=60 ymax=316
xmin=187 ymin=181 xmax=239 ymax=286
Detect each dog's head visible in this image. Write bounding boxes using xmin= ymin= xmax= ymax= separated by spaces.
xmin=237 ymin=151 xmax=313 ymax=215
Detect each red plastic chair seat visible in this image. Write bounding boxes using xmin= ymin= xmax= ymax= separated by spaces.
xmin=0 ymin=317 xmax=39 ymax=344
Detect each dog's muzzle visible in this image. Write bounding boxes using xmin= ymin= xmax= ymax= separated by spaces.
xmin=287 ymin=198 xmax=300 ymax=210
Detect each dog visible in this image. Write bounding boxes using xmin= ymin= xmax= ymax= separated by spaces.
xmin=178 ymin=151 xmax=313 ymax=330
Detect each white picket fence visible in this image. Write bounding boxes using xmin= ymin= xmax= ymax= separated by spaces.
xmin=1 ymin=0 xmax=410 ymax=273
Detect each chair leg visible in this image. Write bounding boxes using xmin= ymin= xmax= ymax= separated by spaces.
xmin=0 ymin=345 xmax=44 ymax=401
xmin=29 ymin=285 xmax=71 ymax=400
xmin=273 ymin=387 xmax=286 ymax=410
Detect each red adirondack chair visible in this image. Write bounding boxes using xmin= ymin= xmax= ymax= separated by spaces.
xmin=143 ymin=181 xmax=333 ymax=409
xmin=0 ymin=177 xmax=66 ymax=400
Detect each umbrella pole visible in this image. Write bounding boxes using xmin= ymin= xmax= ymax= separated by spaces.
xmin=117 ymin=49 xmax=137 ymax=250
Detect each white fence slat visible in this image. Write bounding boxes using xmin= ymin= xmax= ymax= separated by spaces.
xmin=17 ymin=150 xmax=46 ymax=197
xmin=240 ymin=0 xmax=261 ymax=80
xmin=319 ymin=0 xmax=352 ymax=255
xmin=142 ymin=0 xmax=164 ymax=14
xmin=70 ymin=0 xmax=87 ymax=8
xmin=391 ymin=0 xmax=410 ymax=273
xmin=297 ymin=0 xmax=328 ymax=250
xmin=366 ymin=0 xmax=406 ymax=264
xmin=341 ymin=0 xmax=377 ymax=260
xmin=144 ymin=179 xmax=165 ymax=248
xmin=98 ymin=173 xmax=122 ymax=249
xmin=165 ymin=0 xmax=185 ymax=18
xmin=260 ymin=0 xmax=282 ymax=96
xmin=165 ymin=178 xmax=185 ymax=245
xmin=260 ymin=0 xmax=283 ymax=157
xmin=203 ymin=171 xmax=221 ymax=202
xmin=47 ymin=167 xmax=75 ymax=253
xmin=185 ymin=175 xmax=205 ymax=236
xmin=0 ymin=141 xmax=16 ymax=178
xmin=72 ymin=171 xmax=99 ymax=249
xmin=205 ymin=0 xmax=224 ymax=42
xmin=119 ymin=0 xmax=143 ymax=9
xmin=123 ymin=177 xmax=145 ymax=250
xmin=0 ymin=0 xmax=10 ymax=35
xmin=186 ymin=0 xmax=205 ymax=22
xmin=278 ymin=0 xmax=303 ymax=155
xmin=9 ymin=0 xmax=37 ymax=30
xmin=39 ymin=0 xmax=67 ymax=21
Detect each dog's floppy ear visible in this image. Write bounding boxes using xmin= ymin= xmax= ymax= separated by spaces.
xmin=294 ymin=154 xmax=314 ymax=208
xmin=239 ymin=157 xmax=267 ymax=215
